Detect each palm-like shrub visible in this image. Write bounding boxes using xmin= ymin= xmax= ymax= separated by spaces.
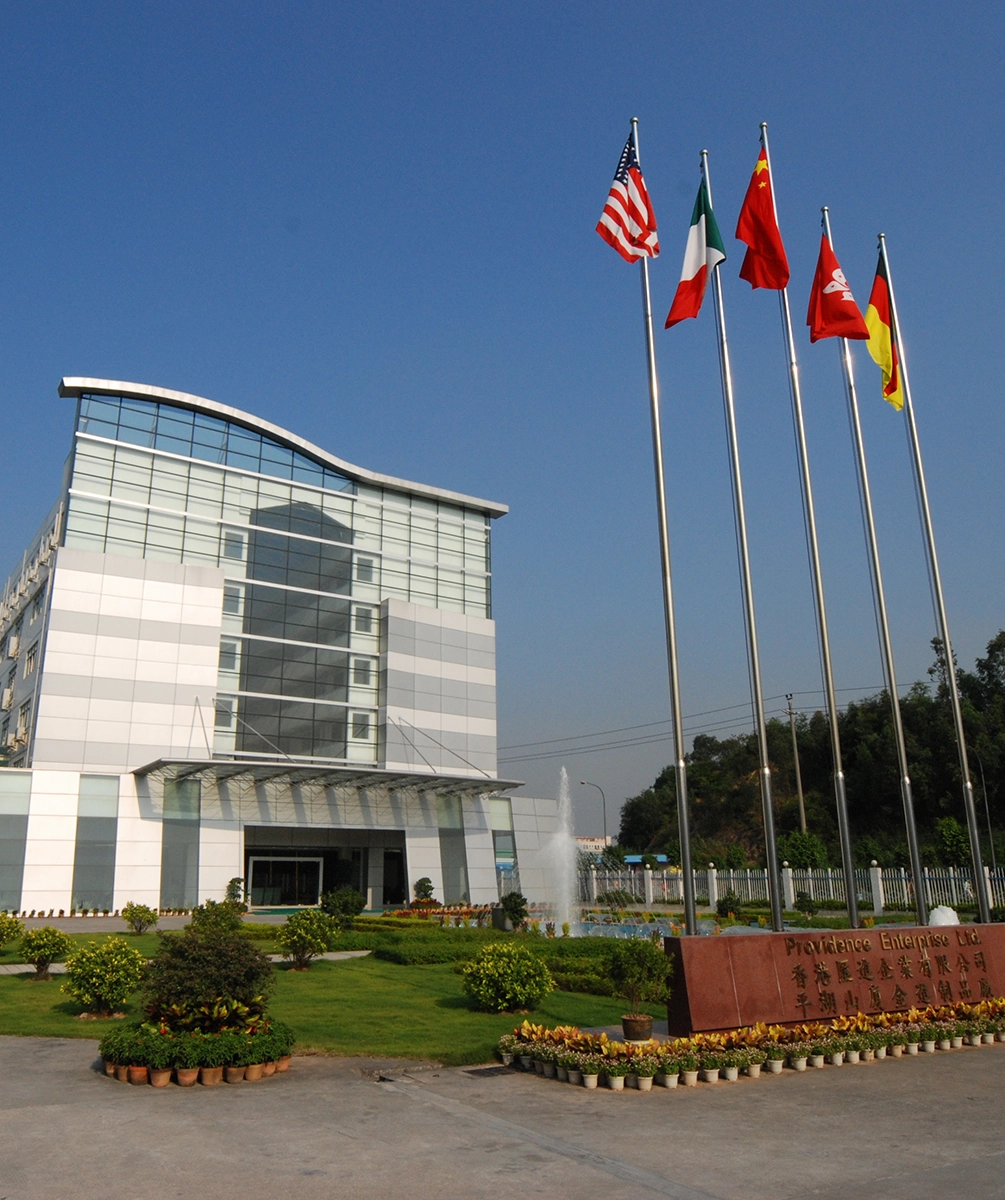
xmin=461 ymin=943 xmax=553 ymax=1012
xmin=121 ymin=902 xmax=158 ymax=935
xmin=20 ymin=927 xmax=73 ymax=979
xmin=276 ymin=909 xmax=339 ymax=970
xmin=62 ymin=937 xmax=145 ymax=1013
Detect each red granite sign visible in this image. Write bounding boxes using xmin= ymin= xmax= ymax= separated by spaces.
xmin=664 ymin=924 xmax=1005 ymax=1036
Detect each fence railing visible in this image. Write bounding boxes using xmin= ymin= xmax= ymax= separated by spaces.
xmin=579 ymin=863 xmax=1005 ymax=914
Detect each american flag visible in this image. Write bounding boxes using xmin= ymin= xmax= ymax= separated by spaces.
xmin=596 ymin=134 xmax=659 ymax=262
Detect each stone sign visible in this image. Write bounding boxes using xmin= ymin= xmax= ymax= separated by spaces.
xmin=664 ymin=923 xmax=1005 ymax=1036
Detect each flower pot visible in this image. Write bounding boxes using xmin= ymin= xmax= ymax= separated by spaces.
xmin=556 ymin=1066 xmax=568 ymax=1082
xmin=890 ymin=1044 xmax=903 ymax=1058
xmin=114 ymin=1064 xmax=129 ymax=1083
xmin=766 ymin=1059 xmax=784 ymax=1073
xmin=656 ymin=1072 xmax=678 ymax=1088
xmin=951 ymin=1037 xmax=963 ymax=1049
xmin=875 ymin=1046 xmax=887 ymax=1059
xmin=276 ymin=1055 xmax=292 ymax=1072
xmin=128 ymin=1065 xmax=149 ymax=1085
xmin=845 ymin=1050 xmax=861 ymax=1064
xmin=790 ymin=1057 xmax=807 ymax=1072
xmin=245 ymin=1063 xmax=265 ymax=1082
xmin=176 ymin=1067 xmax=199 ymax=1087
xmin=921 ymin=1041 xmax=936 ymax=1054
xmin=982 ymin=1033 xmax=995 ymax=1044
xmin=263 ymin=1061 xmax=277 ymax=1077
xmin=862 ymin=1049 xmax=875 ymax=1062
xmin=606 ymin=1074 xmax=625 ymax=1091
xmin=621 ymin=1014 xmax=653 ymax=1043
xmin=636 ymin=1075 xmax=654 ymax=1092
xmin=200 ymin=1066 xmax=223 ymax=1087
xmin=149 ymin=1068 xmax=172 ymax=1088
xmin=681 ymin=1070 xmax=698 ymax=1087
xmin=936 ymin=1039 xmax=951 ymax=1051
xmin=808 ymin=1055 xmax=825 ymax=1069
xmin=225 ymin=1065 xmax=246 ymax=1084
xmin=542 ymin=1062 xmax=556 ymax=1079
xmin=568 ymin=1069 xmax=583 ymax=1086
xmin=700 ymin=1068 xmax=719 ymax=1083
xmin=997 ymin=1031 xmax=1005 ymax=1043
xmin=625 ymin=1073 xmax=637 ymax=1088
xmin=746 ymin=1063 xmax=762 ymax=1078
xmin=827 ymin=1053 xmax=843 ymax=1066
xmin=500 ymin=1054 xmax=513 ymax=1066
xmin=905 ymin=1042 xmax=919 ymax=1055
xmin=722 ymin=1066 xmax=739 ymax=1082
xmin=582 ymin=1073 xmax=598 ymax=1089
xmin=534 ymin=1060 xmax=544 ymax=1075
xmin=519 ymin=1055 xmax=533 ymax=1070
xmin=104 ymin=1061 xmax=117 ymax=1078
xmin=968 ymin=1034 xmax=982 ymax=1046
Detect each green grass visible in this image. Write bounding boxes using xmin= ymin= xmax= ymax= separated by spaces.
xmin=0 ymin=954 xmax=654 ymax=1065
xmin=0 ymin=925 xmax=280 ymax=965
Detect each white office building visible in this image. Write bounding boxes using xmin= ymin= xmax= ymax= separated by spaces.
xmin=0 ymin=378 xmax=558 ymax=914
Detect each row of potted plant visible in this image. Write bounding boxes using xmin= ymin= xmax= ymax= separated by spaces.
xmin=497 ymin=997 xmax=1005 ymax=1091
xmin=99 ymin=1023 xmax=295 ymax=1087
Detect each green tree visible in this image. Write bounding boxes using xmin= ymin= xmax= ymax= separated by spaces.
xmin=62 ymin=937 xmax=145 ymax=1013
xmin=777 ymin=831 xmax=829 ymax=869
xmin=461 ymin=943 xmax=553 ymax=1012
xmin=121 ymin=902 xmax=158 ymax=935
xmin=935 ymin=816 xmax=971 ymax=866
xmin=20 ymin=927 xmax=73 ymax=980
xmin=276 ymin=909 xmax=339 ymax=970
xmin=143 ymin=925 xmax=273 ymax=1025
xmin=608 ymin=938 xmax=672 ymax=1016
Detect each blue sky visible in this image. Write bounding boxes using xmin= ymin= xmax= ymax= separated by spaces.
xmin=1 ymin=3 xmax=1002 ymax=834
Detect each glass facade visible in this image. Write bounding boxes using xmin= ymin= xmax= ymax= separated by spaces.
xmin=160 ymin=778 xmax=200 ymax=909
xmin=71 ymin=775 xmax=119 ymax=912
xmin=437 ymin=794 xmax=470 ymax=904
xmin=63 ymin=392 xmax=493 ymax=765
xmin=0 ymin=771 xmax=31 ymax=911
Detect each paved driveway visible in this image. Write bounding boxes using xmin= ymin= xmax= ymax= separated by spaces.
xmin=2 ymin=1036 xmax=1004 ymax=1199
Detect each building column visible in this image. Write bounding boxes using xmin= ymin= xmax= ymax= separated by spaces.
xmin=366 ymin=847 xmax=385 ymax=912
xmin=869 ymin=861 xmax=885 ymax=916
xmin=780 ymin=863 xmax=796 ymax=911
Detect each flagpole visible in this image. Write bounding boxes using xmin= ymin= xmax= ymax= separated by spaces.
xmin=821 ymin=208 xmax=926 ymax=926
xmin=879 ymin=234 xmax=989 ymax=922
xmin=702 ymin=149 xmax=784 ymax=932
xmin=630 ymin=118 xmax=697 ymax=935
xmin=760 ymin=124 xmax=859 ymax=928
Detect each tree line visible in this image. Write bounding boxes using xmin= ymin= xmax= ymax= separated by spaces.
xmin=616 ymin=631 xmax=1005 ymax=869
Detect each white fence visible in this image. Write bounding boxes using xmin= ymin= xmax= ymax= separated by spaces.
xmin=580 ymin=864 xmax=1005 ymax=914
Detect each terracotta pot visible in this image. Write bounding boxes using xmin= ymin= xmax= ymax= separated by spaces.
xmin=104 ymin=1061 xmax=117 ymax=1078
xmin=224 ymin=1065 xmax=246 ymax=1084
xmin=128 ymin=1065 xmax=149 ymax=1085
xmin=621 ymin=1014 xmax=653 ymax=1043
xmin=115 ymin=1064 xmax=129 ymax=1083
xmin=149 ymin=1068 xmax=172 ymax=1088
xmin=200 ymin=1066 xmax=224 ymax=1086
xmin=245 ymin=1062 xmax=265 ymax=1082
xmin=263 ymin=1061 xmax=277 ymax=1077
xmin=176 ymin=1068 xmax=199 ymax=1087
xmin=276 ymin=1055 xmax=292 ymax=1072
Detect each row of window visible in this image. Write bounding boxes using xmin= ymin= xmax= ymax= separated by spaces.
xmin=213 ymin=695 xmax=372 ymax=759
xmin=218 ymin=637 xmax=377 ymax=703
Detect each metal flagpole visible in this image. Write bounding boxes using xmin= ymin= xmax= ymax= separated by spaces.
xmin=880 ymin=235 xmax=989 ymax=922
xmin=822 ymin=208 xmax=926 ymax=926
xmin=702 ymin=149 xmax=784 ymax=932
xmin=784 ymin=695 xmax=807 ymax=835
xmin=630 ymin=118 xmax=697 ymax=935
xmin=761 ymin=123 xmax=859 ymax=927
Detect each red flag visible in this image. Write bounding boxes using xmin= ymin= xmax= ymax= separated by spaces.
xmin=735 ymin=147 xmax=789 ymax=289
xmin=806 ymin=235 xmax=869 ymax=342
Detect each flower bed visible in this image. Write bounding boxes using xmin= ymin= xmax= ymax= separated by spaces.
xmin=98 ymin=1022 xmax=295 ymax=1087
xmin=497 ymin=997 xmax=1005 ymax=1091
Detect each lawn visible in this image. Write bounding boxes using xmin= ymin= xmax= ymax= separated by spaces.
xmin=0 ymin=926 xmax=280 ymax=965
xmin=0 ymin=954 xmax=654 ymax=1065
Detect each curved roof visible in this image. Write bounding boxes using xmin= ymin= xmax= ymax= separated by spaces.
xmin=58 ymin=377 xmax=508 ymax=518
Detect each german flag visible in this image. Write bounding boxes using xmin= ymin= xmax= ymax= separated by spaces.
xmin=865 ymin=253 xmax=904 ymax=411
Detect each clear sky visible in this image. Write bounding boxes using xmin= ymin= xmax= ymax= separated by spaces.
xmin=0 ymin=3 xmax=1001 ymax=836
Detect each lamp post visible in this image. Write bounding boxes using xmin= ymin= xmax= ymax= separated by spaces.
xmin=580 ymin=781 xmax=608 ymax=845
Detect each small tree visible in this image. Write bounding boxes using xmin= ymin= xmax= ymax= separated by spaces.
xmin=62 ymin=937 xmax=145 ymax=1014
xmin=225 ymin=878 xmax=246 ymax=904
xmin=461 ymin=943 xmax=553 ymax=1012
xmin=121 ymin=902 xmax=158 ymax=936
xmin=608 ymin=937 xmax=672 ymax=1017
xmin=499 ymin=891 xmax=529 ymax=929
xmin=0 ymin=912 xmax=24 ymax=951
xmin=320 ymin=887 xmax=366 ymax=928
xmin=20 ymin=927 xmax=74 ymax=980
xmin=276 ymin=909 xmax=339 ymax=970
xmin=777 ymin=830 xmax=829 ymax=869
xmin=935 ymin=816 xmax=971 ymax=867
xmin=413 ymin=877 xmax=435 ymax=902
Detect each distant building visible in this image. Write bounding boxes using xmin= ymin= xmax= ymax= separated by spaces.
xmin=575 ymin=836 xmax=612 ymax=855
xmin=0 ymin=377 xmax=560 ymax=913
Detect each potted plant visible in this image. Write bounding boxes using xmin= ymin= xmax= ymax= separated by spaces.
xmin=765 ymin=1044 xmax=786 ymax=1073
xmin=559 ymin=1052 xmax=579 ymax=1084
xmin=632 ymin=1054 xmax=659 ymax=1092
xmin=174 ymin=1034 xmax=202 ymax=1086
xmin=719 ymin=1049 xmax=742 ymax=1082
xmin=888 ymin=1030 xmax=907 ymax=1058
xmin=655 ymin=1054 xmax=679 ymax=1088
xmin=607 ymin=938 xmax=670 ymax=1043
xmin=786 ymin=1042 xmax=810 ymax=1071
xmin=497 ymin=1033 xmax=518 ymax=1066
xmin=603 ymin=1058 xmax=629 ymax=1091
xmin=580 ymin=1055 xmax=601 ymax=1089
xmin=199 ymin=1034 xmax=227 ymax=1086
xmin=920 ymin=1025 xmax=938 ymax=1053
xmin=146 ymin=1032 xmax=175 ymax=1087
xmin=843 ymin=1036 xmax=862 ymax=1065
xmin=678 ymin=1054 xmax=699 ymax=1087
xmin=699 ymin=1051 xmax=722 ymax=1083
xmin=904 ymin=1026 xmax=921 ymax=1054
xmin=745 ymin=1048 xmax=766 ymax=1078
xmin=808 ymin=1042 xmax=826 ymax=1069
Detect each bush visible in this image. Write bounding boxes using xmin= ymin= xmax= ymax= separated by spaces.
xmin=608 ymin=937 xmax=672 ymax=1015
xmin=20 ymin=927 xmax=73 ymax=979
xmin=0 ymin=912 xmax=24 ymax=950
xmin=461 ymin=943 xmax=554 ymax=1012
xmin=121 ymin=902 xmax=158 ymax=936
xmin=276 ymin=909 xmax=339 ymax=970
xmin=413 ymin=877 xmax=435 ymax=902
xmin=62 ymin=937 xmax=146 ymax=1013
xmin=795 ymin=890 xmax=817 ymax=917
xmin=716 ymin=892 xmax=742 ymax=918
xmin=320 ymin=887 xmax=366 ymax=928
xmin=499 ymin=891 xmax=529 ymax=928
xmin=189 ymin=899 xmax=246 ymax=933
xmin=777 ymin=831 xmax=829 ymax=869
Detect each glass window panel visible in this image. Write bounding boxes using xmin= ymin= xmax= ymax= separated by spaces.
xmin=0 ymin=772 xmax=32 ymax=816
xmin=351 ymin=712 xmax=371 ymax=740
xmin=292 ymin=456 xmax=324 ymax=485
xmin=352 ymin=659 xmax=371 ymax=686
xmin=260 ymin=441 xmax=294 ymax=478
xmin=223 ymin=586 xmax=243 ymax=615
xmin=489 ymin=797 xmax=513 ymax=831
xmin=163 ymin=778 xmax=200 ymax=820
xmin=78 ymin=775 xmax=119 ymax=818
xmin=353 ymin=606 xmax=373 ymax=634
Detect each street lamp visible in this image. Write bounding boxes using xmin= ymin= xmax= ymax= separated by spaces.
xmin=580 ymin=780 xmax=608 ymax=844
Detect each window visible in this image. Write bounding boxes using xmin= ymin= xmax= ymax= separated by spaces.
xmin=354 ymin=606 xmax=373 ymax=634
xmin=6 ymin=668 xmax=15 ymax=691
xmin=16 ymin=699 xmax=31 ymax=739
xmin=219 ymin=641 xmax=239 ymax=671
xmin=355 ymin=557 xmax=374 ymax=583
xmin=351 ymin=712 xmax=371 ymax=740
xmin=223 ymin=586 xmax=242 ymax=614
xmin=214 ymin=698 xmax=234 ymax=728
xmin=23 ymin=642 xmax=38 ymax=677
xmin=72 ymin=776 xmax=119 ymax=912
xmin=223 ymin=531 xmax=245 ymax=560
xmin=352 ymin=659 xmax=372 ymax=686
xmin=31 ymin=592 xmax=44 ymax=622
xmin=1 ymin=718 xmax=9 ymax=746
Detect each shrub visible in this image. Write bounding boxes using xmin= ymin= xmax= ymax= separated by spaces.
xmin=62 ymin=937 xmax=146 ymax=1013
xmin=121 ymin=902 xmax=158 ymax=936
xmin=320 ymin=887 xmax=366 ymax=928
xmin=20 ymin=927 xmax=73 ymax=979
xmin=276 ymin=909 xmax=339 ymax=970
xmin=461 ymin=943 xmax=554 ymax=1012
xmin=0 ymin=912 xmax=24 ymax=950
xmin=190 ymin=899 xmax=246 ymax=933
xmin=795 ymin=890 xmax=817 ymax=917
xmin=608 ymin=937 xmax=672 ymax=1015
xmin=499 ymin=891 xmax=529 ymax=928
xmin=225 ymin=878 xmax=247 ymax=907
xmin=414 ymin=877 xmax=436 ymax=902
xmin=716 ymin=892 xmax=742 ymax=918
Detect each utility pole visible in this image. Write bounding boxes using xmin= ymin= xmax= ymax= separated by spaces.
xmin=785 ymin=694 xmax=807 ymax=834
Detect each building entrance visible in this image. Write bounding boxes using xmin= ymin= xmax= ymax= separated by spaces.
xmin=248 ymin=856 xmax=322 ymax=906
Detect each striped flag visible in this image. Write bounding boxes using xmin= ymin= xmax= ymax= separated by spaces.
xmin=665 ymin=180 xmax=725 ymax=327
xmin=865 ymin=253 xmax=904 ymax=410
xmin=596 ymin=134 xmax=659 ymax=263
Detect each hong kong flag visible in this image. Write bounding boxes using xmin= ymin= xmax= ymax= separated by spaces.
xmin=806 ymin=234 xmax=869 ymax=342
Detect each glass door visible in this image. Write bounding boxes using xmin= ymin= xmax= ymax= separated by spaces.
xmin=248 ymin=857 xmax=322 ymax=906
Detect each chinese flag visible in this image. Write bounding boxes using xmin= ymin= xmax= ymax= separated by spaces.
xmin=806 ymin=235 xmax=869 ymax=342
xmin=735 ymin=148 xmax=790 ymax=290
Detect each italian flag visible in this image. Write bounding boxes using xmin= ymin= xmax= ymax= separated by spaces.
xmin=665 ymin=180 xmax=726 ymax=328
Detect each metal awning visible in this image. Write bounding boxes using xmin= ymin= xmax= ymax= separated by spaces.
xmin=133 ymin=757 xmax=522 ymax=796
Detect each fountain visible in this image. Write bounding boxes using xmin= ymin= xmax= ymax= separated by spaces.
xmin=547 ymin=767 xmax=580 ymax=932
